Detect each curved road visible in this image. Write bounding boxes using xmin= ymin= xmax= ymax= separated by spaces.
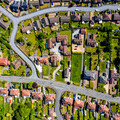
xmin=1 ymin=5 xmax=120 ymax=120
xmin=1 ymin=5 xmax=120 ymax=78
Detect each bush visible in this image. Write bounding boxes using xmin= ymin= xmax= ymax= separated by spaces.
xmin=3 ymin=17 xmax=9 ymax=22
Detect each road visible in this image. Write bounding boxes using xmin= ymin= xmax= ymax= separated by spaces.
xmin=0 ymin=5 xmax=120 ymax=120
xmin=0 ymin=76 xmax=120 ymax=103
xmin=0 ymin=5 xmax=120 ymax=78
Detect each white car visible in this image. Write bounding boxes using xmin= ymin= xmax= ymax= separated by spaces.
xmin=75 ymin=9 xmax=79 ymax=11
xmin=95 ymin=9 xmax=99 ymax=12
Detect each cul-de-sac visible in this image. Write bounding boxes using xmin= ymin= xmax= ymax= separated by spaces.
xmin=0 ymin=0 xmax=120 ymax=119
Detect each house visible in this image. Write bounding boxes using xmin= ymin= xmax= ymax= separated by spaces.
xmin=51 ymin=0 xmax=61 ymax=2
xmin=10 ymin=0 xmax=20 ymax=13
xmin=0 ymin=19 xmax=11 ymax=30
xmin=93 ymin=0 xmax=101 ymax=4
xmin=74 ymin=99 xmax=85 ymax=109
xmin=71 ymin=13 xmax=81 ymax=22
xmin=10 ymin=89 xmax=20 ymax=97
xmin=57 ymin=35 xmax=71 ymax=56
xmin=57 ymin=35 xmax=68 ymax=42
xmin=11 ymin=59 xmax=25 ymax=69
xmin=50 ymin=54 xmax=59 ymax=66
xmin=41 ymin=17 xmax=49 ymax=27
xmin=86 ymin=33 xmax=96 ymax=47
xmin=73 ymin=34 xmax=82 ymax=45
xmin=109 ymin=70 xmax=120 ymax=95
xmin=34 ymin=20 xmax=42 ymax=30
xmin=60 ymin=16 xmax=70 ymax=23
xmin=87 ymin=102 xmax=96 ymax=111
xmin=64 ymin=68 xmax=69 ymax=78
xmin=43 ymin=0 xmax=50 ymax=3
xmin=113 ymin=13 xmax=120 ymax=22
xmin=31 ymin=92 xmax=42 ymax=100
xmin=4 ymin=0 xmax=13 ymax=4
xmin=94 ymin=14 xmax=103 ymax=23
xmin=81 ymin=28 xmax=85 ymax=34
xmin=112 ymin=114 xmax=120 ymax=120
xmin=36 ymin=57 xmax=49 ymax=65
xmin=73 ymin=0 xmax=82 ymax=3
xmin=84 ymin=70 xmax=96 ymax=80
xmin=82 ymin=12 xmax=90 ymax=23
xmin=29 ymin=0 xmax=39 ymax=8
xmin=44 ymin=94 xmax=56 ymax=104
xmin=21 ymin=23 xmax=33 ymax=33
xmin=100 ymin=73 xmax=108 ymax=83
xmin=98 ymin=105 xmax=109 ymax=114
xmin=49 ymin=17 xmax=59 ymax=25
xmin=83 ymin=0 xmax=91 ymax=3
xmin=103 ymin=13 xmax=112 ymax=21
xmin=62 ymin=0 xmax=71 ymax=2
xmin=21 ymin=90 xmax=30 ymax=98
xmin=65 ymin=112 xmax=70 ymax=120
xmin=0 ymin=88 xmax=8 ymax=96
xmin=47 ymin=38 xmax=56 ymax=49
xmin=62 ymin=97 xmax=73 ymax=106
xmin=20 ymin=0 xmax=28 ymax=11
xmin=0 ymin=58 xmax=10 ymax=66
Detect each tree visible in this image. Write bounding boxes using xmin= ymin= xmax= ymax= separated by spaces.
xmin=12 ymin=102 xmax=19 ymax=111
xmin=27 ymin=82 xmax=33 ymax=90
xmin=3 ymin=16 xmax=9 ymax=22
xmin=32 ymin=82 xmax=38 ymax=88
xmin=27 ymin=41 xmax=32 ymax=46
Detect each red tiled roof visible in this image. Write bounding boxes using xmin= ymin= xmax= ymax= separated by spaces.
xmin=74 ymin=99 xmax=85 ymax=109
xmin=62 ymin=97 xmax=73 ymax=106
xmin=37 ymin=57 xmax=48 ymax=65
xmin=0 ymin=58 xmax=10 ymax=66
xmin=0 ymin=88 xmax=8 ymax=95
xmin=99 ymin=105 xmax=109 ymax=113
xmin=45 ymin=94 xmax=56 ymax=101
xmin=65 ymin=112 xmax=69 ymax=120
xmin=87 ymin=102 xmax=96 ymax=110
xmin=22 ymin=90 xmax=30 ymax=97
xmin=32 ymin=92 xmax=42 ymax=100
xmin=113 ymin=114 xmax=120 ymax=120
xmin=10 ymin=89 xmax=19 ymax=96
xmin=57 ymin=35 xmax=68 ymax=42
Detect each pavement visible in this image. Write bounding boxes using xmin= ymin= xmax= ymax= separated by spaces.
xmin=0 ymin=5 xmax=120 ymax=120
xmin=0 ymin=76 xmax=120 ymax=103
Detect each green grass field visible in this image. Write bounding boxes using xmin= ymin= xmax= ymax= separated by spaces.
xmin=71 ymin=54 xmax=82 ymax=86
xmin=42 ymin=64 xmax=49 ymax=76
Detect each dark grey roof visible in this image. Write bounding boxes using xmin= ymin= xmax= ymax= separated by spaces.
xmin=82 ymin=12 xmax=90 ymax=22
xmin=34 ymin=20 xmax=42 ymax=30
xmin=84 ymin=70 xmax=96 ymax=80
xmin=60 ymin=16 xmax=70 ymax=23
xmin=42 ymin=17 xmax=49 ymax=26
xmin=49 ymin=17 xmax=59 ymax=24
xmin=94 ymin=14 xmax=103 ymax=21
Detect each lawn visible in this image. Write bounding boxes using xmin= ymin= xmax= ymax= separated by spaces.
xmin=63 ymin=56 xmax=68 ymax=69
xmin=39 ymin=3 xmax=49 ymax=10
xmin=71 ymin=54 xmax=82 ymax=86
xmin=71 ymin=22 xmax=79 ymax=28
xmin=59 ymin=30 xmax=71 ymax=45
xmin=91 ymin=54 xmax=98 ymax=71
xmin=56 ymin=65 xmax=64 ymax=82
xmin=59 ymin=11 xmax=68 ymax=16
xmin=29 ymin=7 xmax=37 ymax=13
xmin=50 ymin=66 xmax=57 ymax=79
xmin=61 ymin=23 xmax=69 ymax=31
xmin=15 ymin=65 xmax=26 ymax=76
xmin=42 ymin=64 xmax=49 ymax=76
xmin=84 ymin=53 xmax=91 ymax=70
xmin=100 ymin=61 xmax=106 ymax=73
